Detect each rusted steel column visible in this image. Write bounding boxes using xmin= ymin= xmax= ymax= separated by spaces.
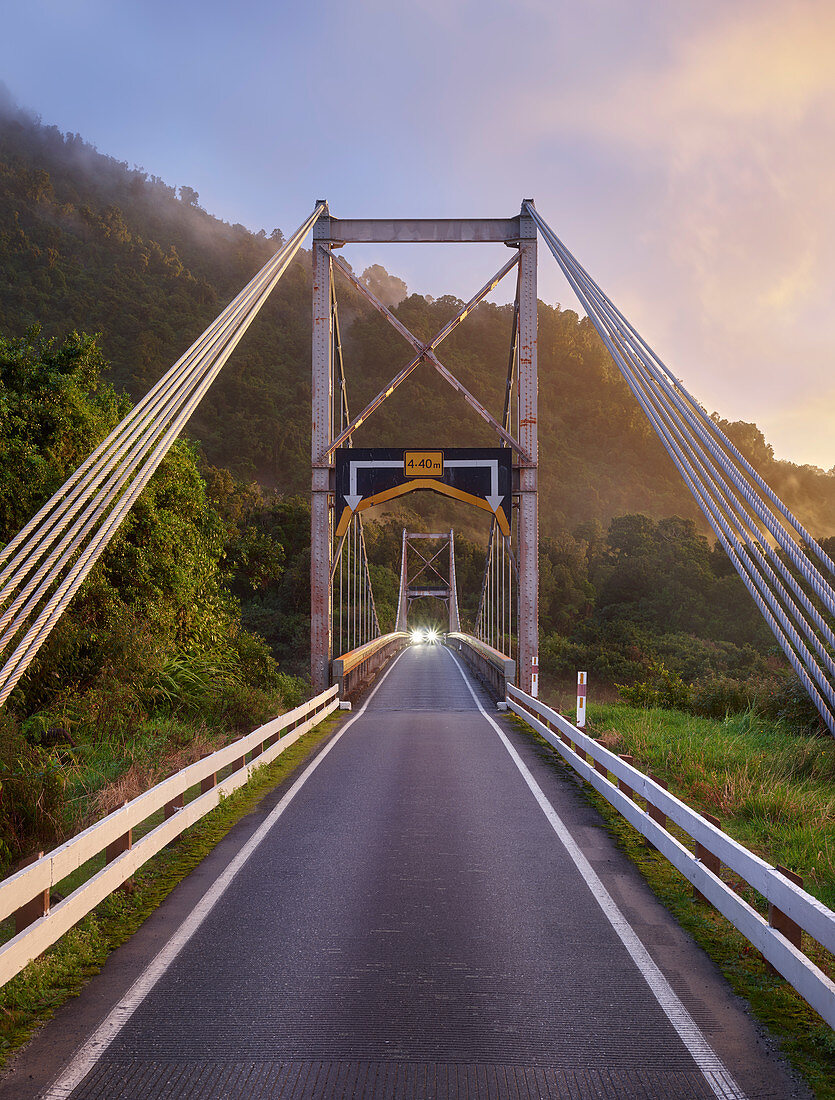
xmin=105 ymin=805 xmax=133 ymax=864
xmin=311 ymin=204 xmax=333 ymax=692
xmin=516 ymin=202 xmax=538 ymax=694
xmin=164 ymin=791 xmax=184 ymax=820
xmin=593 ymin=746 xmax=608 ymax=778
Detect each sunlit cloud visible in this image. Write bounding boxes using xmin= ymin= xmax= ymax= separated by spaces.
xmin=511 ymin=1 xmax=835 ymax=467
xmin=2 ymin=0 xmax=834 ymax=467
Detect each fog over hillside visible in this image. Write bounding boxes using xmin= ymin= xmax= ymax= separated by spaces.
xmin=1 ymin=90 xmax=834 ymax=541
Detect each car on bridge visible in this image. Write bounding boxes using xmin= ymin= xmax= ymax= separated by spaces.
xmin=410 ymin=627 xmax=440 ymax=645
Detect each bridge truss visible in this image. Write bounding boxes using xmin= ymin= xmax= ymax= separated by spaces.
xmin=311 ymin=203 xmax=540 ymax=693
xmin=394 ymin=530 xmax=461 ymax=635
xmin=0 ymin=198 xmax=832 ymax=733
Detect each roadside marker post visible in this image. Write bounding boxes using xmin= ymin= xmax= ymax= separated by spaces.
xmin=577 ymin=671 xmax=587 ymax=728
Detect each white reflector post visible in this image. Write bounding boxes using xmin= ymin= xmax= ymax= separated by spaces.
xmin=531 ymin=654 xmax=539 ymax=699
xmin=577 ymin=671 xmax=587 ymax=728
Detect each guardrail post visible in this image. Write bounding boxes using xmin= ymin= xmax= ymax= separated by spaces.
xmin=646 ymin=773 xmax=668 ymax=849
xmin=767 ymin=865 xmax=803 ymax=963
xmin=592 ymin=740 xmax=608 ymax=778
xmin=617 ymin=754 xmax=634 ymax=800
xmin=694 ymin=812 xmax=722 ymax=903
xmin=13 ymin=852 xmax=48 ymax=934
xmin=105 ymin=803 xmax=133 ymax=890
xmin=164 ymin=770 xmax=184 ymax=821
xmin=229 ymin=750 xmax=246 ymax=774
xmin=200 ymin=751 xmax=217 ymax=795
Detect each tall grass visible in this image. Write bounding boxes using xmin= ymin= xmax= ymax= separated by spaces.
xmin=588 ymin=702 xmax=835 ymax=909
xmin=0 ymin=668 xmax=310 ymax=873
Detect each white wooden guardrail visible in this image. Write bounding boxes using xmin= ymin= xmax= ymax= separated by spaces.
xmin=507 ymin=685 xmax=835 ymax=1028
xmin=0 ymin=685 xmax=340 ymax=988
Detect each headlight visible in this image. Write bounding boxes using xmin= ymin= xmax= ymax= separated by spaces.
xmin=410 ymin=629 xmax=424 ymax=644
xmin=426 ymin=628 xmax=438 ymax=642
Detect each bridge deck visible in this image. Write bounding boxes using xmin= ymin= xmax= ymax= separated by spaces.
xmin=3 ymin=647 xmax=804 ymax=1099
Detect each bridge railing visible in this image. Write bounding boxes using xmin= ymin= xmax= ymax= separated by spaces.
xmin=0 ymin=686 xmax=340 ymax=989
xmin=507 ymin=686 xmax=835 ymax=1028
xmin=331 ymin=632 xmax=410 ymax=697
xmin=448 ymin=632 xmax=515 ymax=699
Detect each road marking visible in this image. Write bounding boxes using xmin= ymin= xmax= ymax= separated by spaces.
xmin=443 ymin=458 xmax=502 ymax=512
xmin=43 ymin=651 xmax=408 ymax=1099
xmin=446 ymin=649 xmax=747 ymax=1100
xmin=346 ymin=459 xmax=402 ymax=511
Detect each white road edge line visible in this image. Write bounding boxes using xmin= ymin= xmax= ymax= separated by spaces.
xmin=43 ymin=649 xmax=408 ymax=1100
xmin=446 ymin=649 xmax=747 ymax=1100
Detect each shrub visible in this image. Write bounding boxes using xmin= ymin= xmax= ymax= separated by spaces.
xmin=0 ymin=711 xmax=68 ymax=867
xmin=617 ymin=661 xmax=692 ymax=711
xmin=690 ymin=675 xmax=756 ymax=719
xmin=761 ymin=675 xmax=826 ymax=733
xmin=275 ymin=673 xmax=308 ymax=710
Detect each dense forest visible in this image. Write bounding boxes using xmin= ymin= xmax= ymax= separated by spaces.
xmin=2 ymin=91 xmax=835 ymax=534
xmin=0 ymin=93 xmax=832 ymax=863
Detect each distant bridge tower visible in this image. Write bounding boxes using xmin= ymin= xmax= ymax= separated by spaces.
xmin=310 ymin=201 xmax=538 ymax=693
xmin=395 ymin=530 xmax=461 ymax=635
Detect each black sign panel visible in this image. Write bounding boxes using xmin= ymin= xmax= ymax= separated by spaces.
xmin=334 ymin=447 xmax=512 ymax=536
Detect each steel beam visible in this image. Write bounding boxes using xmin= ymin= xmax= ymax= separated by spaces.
xmin=311 ymin=205 xmax=333 ymax=691
xmin=449 ymin=529 xmax=461 ymax=632
xmin=311 ymin=201 xmax=539 ymax=692
xmin=516 ymin=202 xmax=539 ymax=695
xmin=327 ymin=252 xmax=525 ymax=457
xmin=396 ymin=529 xmax=409 ymax=632
xmin=323 ymin=218 xmax=522 ymax=244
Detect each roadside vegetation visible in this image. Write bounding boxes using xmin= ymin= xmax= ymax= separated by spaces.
xmin=1 ymin=97 xmax=835 ymax=1086
xmin=0 ymin=716 xmax=340 ymax=1067
xmin=0 ymin=329 xmax=308 ymax=875
xmin=530 ymin=692 xmax=835 ymax=1096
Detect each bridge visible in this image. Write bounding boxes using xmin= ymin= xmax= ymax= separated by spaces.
xmin=0 ymin=202 xmax=833 ymax=1096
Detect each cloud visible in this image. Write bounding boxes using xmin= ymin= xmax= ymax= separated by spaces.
xmin=506 ymin=1 xmax=835 ymax=469
xmin=761 ymin=384 xmax=835 ymax=470
xmin=552 ymin=1 xmax=835 ymax=153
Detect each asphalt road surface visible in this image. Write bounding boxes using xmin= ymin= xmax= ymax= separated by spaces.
xmin=1 ymin=646 xmax=808 ymax=1099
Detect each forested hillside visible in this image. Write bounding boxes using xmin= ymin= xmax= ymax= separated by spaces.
xmin=0 ymin=93 xmax=832 ymax=867
xmin=2 ymin=93 xmax=834 ymax=537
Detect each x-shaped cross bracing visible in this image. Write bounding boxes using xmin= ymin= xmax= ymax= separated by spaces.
xmin=407 ymin=538 xmax=449 ymax=588
xmin=323 ymin=248 xmax=529 ymax=462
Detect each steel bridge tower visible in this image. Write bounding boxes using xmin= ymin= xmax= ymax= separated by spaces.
xmin=310 ymin=201 xmax=538 ymax=693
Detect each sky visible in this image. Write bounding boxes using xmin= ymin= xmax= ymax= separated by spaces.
xmin=2 ymin=0 xmax=834 ymax=469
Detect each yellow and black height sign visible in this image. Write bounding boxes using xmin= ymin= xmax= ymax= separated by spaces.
xmin=404 ymin=451 xmax=443 ymax=477
xmin=335 ymin=447 xmax=511 ymax=538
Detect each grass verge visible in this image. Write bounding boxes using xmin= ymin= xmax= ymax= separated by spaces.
xmin=0 ymin=713 xmax=342 ymax=1068
xmin=524 ymin=697 xmax=835 ymax=1098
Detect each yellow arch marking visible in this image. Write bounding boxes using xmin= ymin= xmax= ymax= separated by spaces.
xmin=335 ymin=480 xmax=509 ymax=538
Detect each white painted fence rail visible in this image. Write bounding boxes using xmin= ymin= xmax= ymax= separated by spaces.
xmin=0 ymin=685 xmax=340 ymax=988
xmin=507 ymin=685 xmax=835 ymax=1029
